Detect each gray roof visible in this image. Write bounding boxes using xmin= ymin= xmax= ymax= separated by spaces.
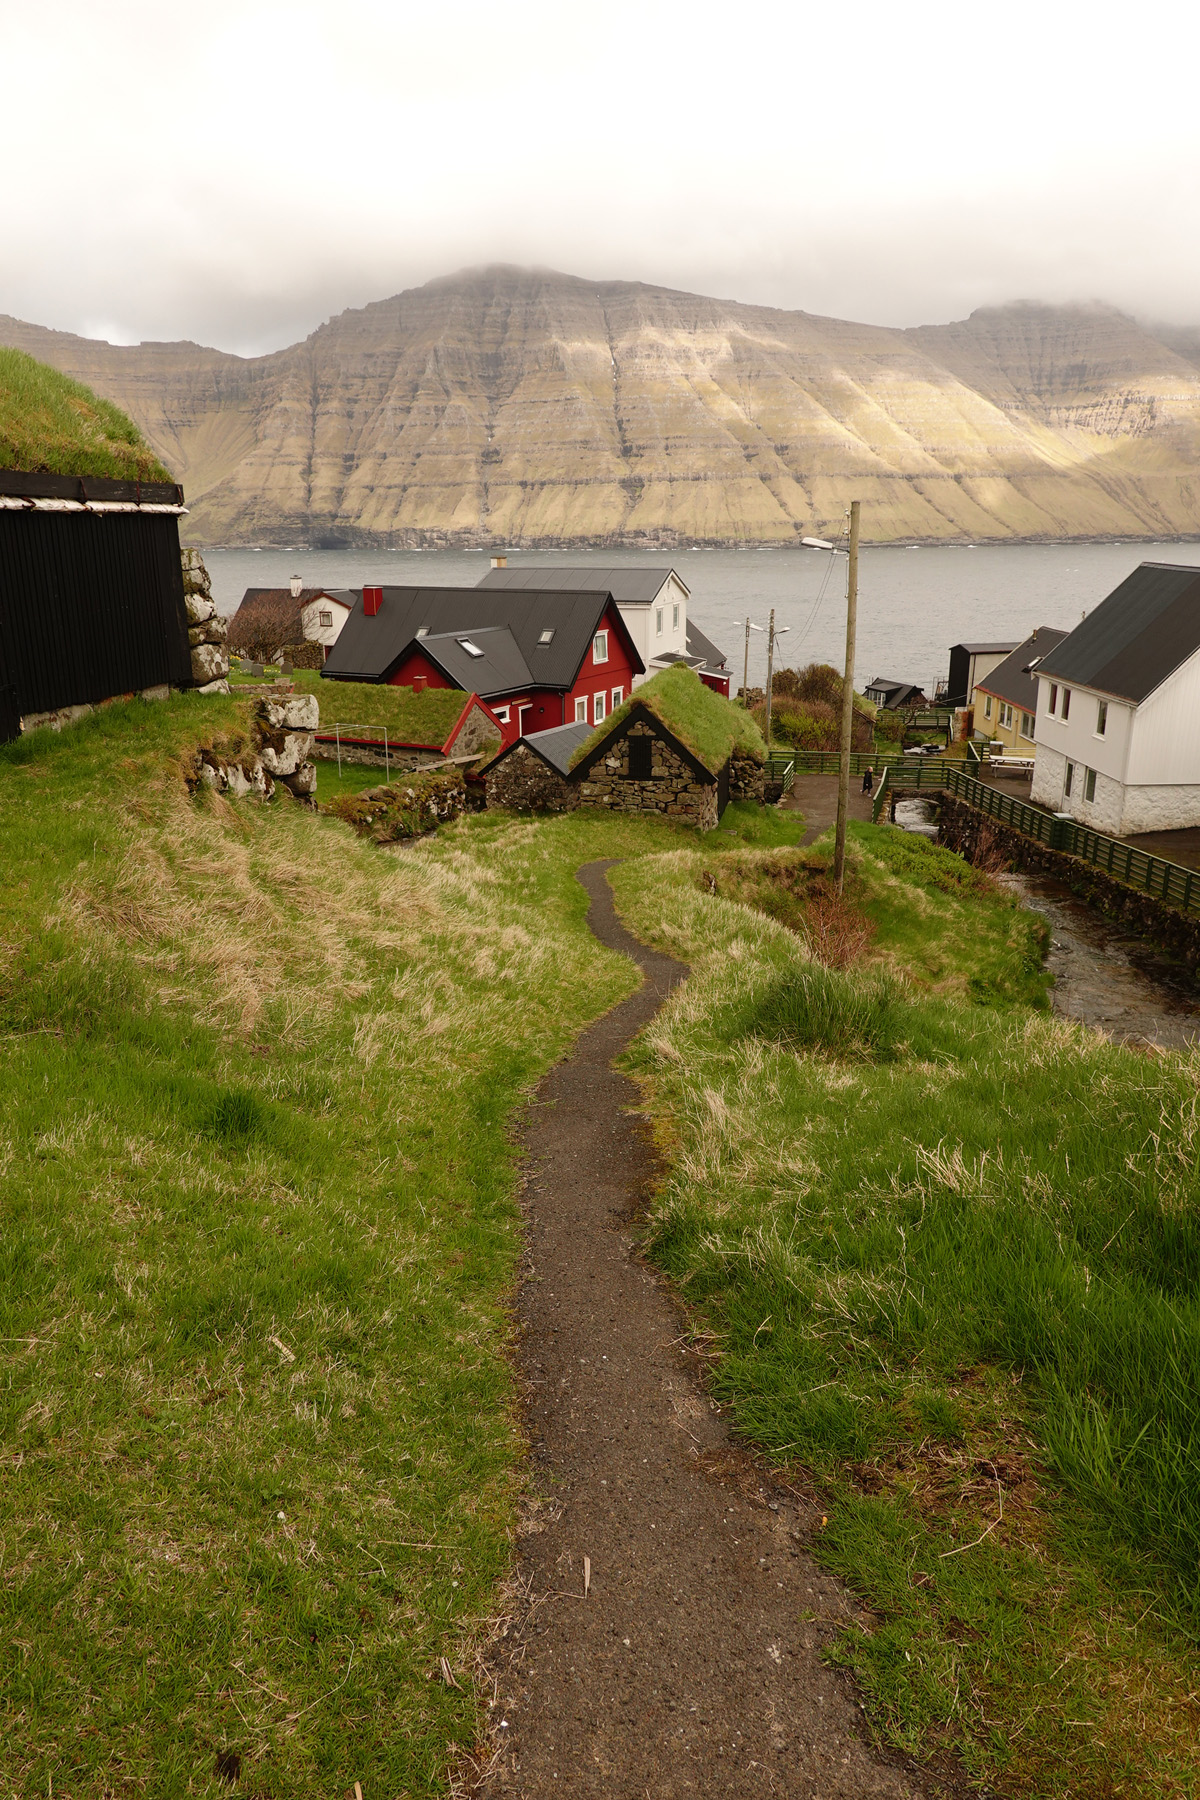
xmin=477 ymin=564 xmax=688 ymax=606
xmin=686 ymin=620 xmax=727 ymax=670
xmin=323 ymin=585 xmax=642 ymax=692
xmin=418 ymin=626 xmax=533 ymax=693
xmin=509 ymin=719 xmax=594 ymax=776
xmin=974 ymin=627 xmax=1067 ymax=712
xmin=953 ymin=641 xmax=1021 ymax=655
xmin=1034 ymin=563 xmax=1200 ymax=704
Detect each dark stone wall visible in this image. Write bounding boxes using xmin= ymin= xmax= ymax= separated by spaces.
xmin=938 ymin=795 xmax=1200 ymax=972
xmin=485 ymin=741 xmax=579 ymax=813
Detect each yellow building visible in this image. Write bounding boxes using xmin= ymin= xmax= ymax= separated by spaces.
xmin=973 ymin=626 xmax=1067 ymax=755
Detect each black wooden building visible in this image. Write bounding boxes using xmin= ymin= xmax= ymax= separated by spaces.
xmin=0 ymin=469 xmax=192 ymax=742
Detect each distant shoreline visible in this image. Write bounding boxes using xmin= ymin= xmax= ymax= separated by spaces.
xmin=188 ymin=533 xmax=1200 ymax=554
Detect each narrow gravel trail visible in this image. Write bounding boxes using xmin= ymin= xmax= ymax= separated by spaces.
xmin=483 ymin=860 xmax=927 ymax=1799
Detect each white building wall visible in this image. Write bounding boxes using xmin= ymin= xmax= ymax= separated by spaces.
xmin=300 ymin=595 xmax=350 ymax=651
xmin=1124 ymin=652 xmax=1200 ymax=785
xmin=627 ymin=573 xmax=689 ymax=686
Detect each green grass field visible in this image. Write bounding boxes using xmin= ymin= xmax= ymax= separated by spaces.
xmin=7 ymin=695 xmax=1200 ymax=1797
xmin=612 ymin=829 xmax=1200 ymax=1795
xmin=0 ymin=694 xmax=692 ymax=1796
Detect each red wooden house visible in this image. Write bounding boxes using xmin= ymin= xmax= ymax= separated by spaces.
xmin=321 ymin=584 xmax=642 ymax=745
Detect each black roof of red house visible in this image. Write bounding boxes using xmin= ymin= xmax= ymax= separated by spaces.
xmin=322 ymin=585 xmax=643 ymax=694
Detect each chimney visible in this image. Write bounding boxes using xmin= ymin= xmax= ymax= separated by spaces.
xmin=363 ymin=585 xmax=383 ymax=617
xmin=491 ymin=555 xmax=507 ymax=569
xmin=412 ymin=675 xmax=427 ymax=693
xmin=289 ymin=574 xmax=303 ymax=598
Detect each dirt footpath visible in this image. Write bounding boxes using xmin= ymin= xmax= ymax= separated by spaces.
xmin=482 ymin=860 xmax=927 ymax=1799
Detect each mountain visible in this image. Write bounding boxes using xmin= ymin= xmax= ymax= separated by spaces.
xmin=4 ymin=267 xmax=1200 ymax=546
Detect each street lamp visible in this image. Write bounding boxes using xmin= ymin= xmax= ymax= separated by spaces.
xmin=763 ymin=611 xmax=789 ymax=751
xmin=799 ymin=505 xmax=860 ymax=892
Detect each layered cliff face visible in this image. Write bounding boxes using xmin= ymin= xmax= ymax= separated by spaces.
xmin=4 ymin=269 xmax=1200 ymax=545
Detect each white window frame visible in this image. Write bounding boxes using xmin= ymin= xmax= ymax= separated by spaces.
xmin=1020 ymin=712 xmax=1035 ymax=741
xmin=593 ymin=630 xmax=609 ymax=663
xmin=610 ymin=686 xmax=623 ymax=710
xmin=655 ymin=607 xmax=664 ymax=637
xmin=593 ymin=691 xmax=606 ymax=724
xmin=574 ymin=697 xmax=588 ymax=723
xmin=1062 ymin=687 xmax=1071 ymax=721
xmin=983 ymin=694 xmax=992 ymax=719
xmin=1049 ymin=683 xmax=1058 ymax=715
xmin=672 ymin=602 xmax=680 ymax=630
xmin=318 ymin=609 xmax=333 ymax=628
xmin=1064 ymin=760 xmax=1075 ymax=798
xmin=1000 ymin=702 xmax=1013 ymax=729
xmin=1084 ymin=766 xmax=1097 ymax=803
xmin=1096 ymin=700 xmax=1107 ymax=737
xmin=493 ymin=705 xmax=511 ymax=725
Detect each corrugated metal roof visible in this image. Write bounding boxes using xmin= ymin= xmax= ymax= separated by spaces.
xmin=513 ymin=719 xmax=594 ymax=775
xmin=1035 ymin=564 xmax=1200 ymax=703
xmin=974 ymin=627 xmax=1067 ymax=711
xmin=477 ymin=565 xmax=687 ymax=606
xmin=323 ymin=585 xmax=642 ymax=689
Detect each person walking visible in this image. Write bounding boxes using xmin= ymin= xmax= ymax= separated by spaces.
xmin=861 ymin=765 xmax=875 ymax=796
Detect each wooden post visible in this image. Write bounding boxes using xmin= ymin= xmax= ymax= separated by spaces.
xmin=764 ymin=608 xmax=777 ymax=752
xmin=833 ymin=502 xmax=860 ymax=893
xmin=742 ymin=616 xmax=751 ymax=702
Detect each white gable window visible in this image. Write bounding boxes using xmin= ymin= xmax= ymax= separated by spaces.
xmin=593 ymin=691 xmax=606 ymax=724
xmin=672 ymin=602 xmax=680 ymax=630
xmin=655 ymin=608 xmax=664 ymax=636
xmin=574 ymin=697 xmax=588 ymax=722
xmin=1096 ymin=700 xmax=1108 ymax=736
xmin=593 ymin=630 xmax=609 ymax=663
xmin=318 ymin=608 xmax=333 ymax=628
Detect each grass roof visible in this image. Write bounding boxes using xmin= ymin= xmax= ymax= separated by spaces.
xmin=570 ymin=662 xmax=766 ymax=773
xmin=0 ymin=347 xmax=173 ymax=482
xmin=293 ymin=670 xmax=475 ymax=745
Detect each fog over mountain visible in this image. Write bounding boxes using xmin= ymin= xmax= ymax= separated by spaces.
xmin=6 ymin=265 xmax=1200 ymax=547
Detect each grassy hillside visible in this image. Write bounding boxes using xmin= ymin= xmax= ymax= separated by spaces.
xmin=0 ymin=695 xmax=689 ymax=1796
xmin=0 ymin=346 xmax=173 ymax=481
xmin=612 ymin=831 xmax=1200 ymax=1795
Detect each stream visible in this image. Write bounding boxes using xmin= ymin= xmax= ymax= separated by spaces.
xmin=895 ymin=798 xmax=1200 ymax=1050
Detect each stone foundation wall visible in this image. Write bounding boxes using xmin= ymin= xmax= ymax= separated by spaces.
xmin=485 ymin=741 xmax=580 ymax=812
xmin=729 ymin=748 xmax=765 ymax=804
xmin=182 ymin=548 xmax=231 ymax=693
xmin=938 ymin=795 xmax=1200 ymax=972
xmin=578 ymin=719 xmax=718 ymax=828
xmin=192 ymin=689 xmax=318 ymax=802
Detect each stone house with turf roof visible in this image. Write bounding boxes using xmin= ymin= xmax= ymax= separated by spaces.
xmin=567 ymin=664 xmax=765 ymax=828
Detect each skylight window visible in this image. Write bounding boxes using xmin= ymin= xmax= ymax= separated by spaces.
xmin=538 ymin=629 xmax=555 ymax=645
xmin=457 ymin=638 xmax=485 ymax=658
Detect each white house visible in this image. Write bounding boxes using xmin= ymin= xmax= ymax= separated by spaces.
xmin=475 ymin=561 xmax=730 ymax=694
xmin=231 ymin=576 xmax=354 ymax=661
xmin=1030 ymin=562 xmax=1200 ymax=834
xmin=296 ymin=582 xmax=353 ymax=655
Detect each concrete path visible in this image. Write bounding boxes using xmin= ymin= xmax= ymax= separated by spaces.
xmin=482 ymin=861 xmax=928 ymax=1799
xmin=785 ymin=775 xmax=875 ymax=846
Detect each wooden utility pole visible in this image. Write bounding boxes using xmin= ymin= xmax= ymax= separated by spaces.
xmin=764 ymin=608 xmax=777 ymax=749
xmin=833 ymin=501 xmax=860 ymax=893
xmin=742 ymin=616 xmax=751 ymax=702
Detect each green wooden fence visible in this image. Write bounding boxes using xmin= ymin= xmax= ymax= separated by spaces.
xmin=871 ymin=764 xmax=1200 ymax=917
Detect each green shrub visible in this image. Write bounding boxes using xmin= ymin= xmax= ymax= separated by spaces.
xmin=744 ymin=963 xmax=899 ymax=1059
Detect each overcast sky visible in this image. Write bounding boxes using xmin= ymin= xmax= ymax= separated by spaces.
xmin=4 ymin=0 xmax=1198 ymax=355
